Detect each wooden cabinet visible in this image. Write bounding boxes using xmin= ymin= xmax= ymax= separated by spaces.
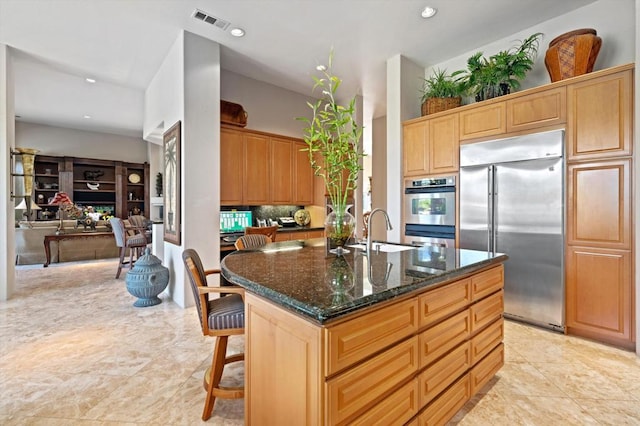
xmin=220 ymin=128 xmax=244 ymax=205
xmin=403 ymin=121 xmax=428 ymax=176
xmin=220 ymin=126 xmax=315 ymax=205
xmin=244 ymin=264 xmax=505 ymax=425
xmin=403 ymin=114 xmax=459 ymax=177
xmin=293 ymin=141 xmax=315 ymax=205
xmin=270 ymin=137 xmax=293 ymax=204
xmin=459 ymin=102 xmax=505 ymax=141
xmin=33 ymin=155 xmax=65 ymax=218
xmin=506 ymin=87 xmax=566 ymax=132
xmin=566 ymin=246 xmax=633 ymax=348
xmin=566 ymin=69 xmax=632 ymax=160
xmin=567 ymin=159 xmax=631 ymax=250
xmin=243 ymin=133 xmax=271 ymax=205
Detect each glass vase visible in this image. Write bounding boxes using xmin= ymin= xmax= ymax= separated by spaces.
xmin=325 ymin=204 xmax=355 ymax=255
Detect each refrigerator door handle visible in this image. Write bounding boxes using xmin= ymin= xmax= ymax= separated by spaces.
xmin=487 ymin=165 xmax=495 ymax=252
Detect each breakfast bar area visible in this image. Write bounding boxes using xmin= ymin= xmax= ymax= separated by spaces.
xmin=222 ymin=239 xmax=507 ymax=425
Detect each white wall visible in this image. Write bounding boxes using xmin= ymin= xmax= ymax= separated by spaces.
xmin=425 ymin=0 xmax=636 ymax=99
xmin=371 ymin=115 xmax=387 ymax=241
xmin=1 ymin=44 xmax=16 ymax=301
xmin=15 ymin=121 xmax=148 ymax=163
xmin=220 ymin=70 xmax=316 ymax=139
xmin=386 ymin=55 xmax=423 ymax=242
xmin=144 ymin=31 xmax=221 ymax=308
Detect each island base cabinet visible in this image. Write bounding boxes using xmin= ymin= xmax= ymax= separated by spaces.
xmin=243 ymin=266 xmax=505 ymax=425
xmin=245 ymin=293 xmax=323 ymax=425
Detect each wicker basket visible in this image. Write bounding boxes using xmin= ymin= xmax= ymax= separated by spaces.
xmin=421 ymin=97 xmax=462 ymax=116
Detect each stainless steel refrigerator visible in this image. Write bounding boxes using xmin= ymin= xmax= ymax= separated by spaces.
xmin=459 ymin=129 xmax=564 ymax=331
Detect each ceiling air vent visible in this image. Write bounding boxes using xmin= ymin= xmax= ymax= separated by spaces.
xmin=192 ymin=9 xmax=230 ymax=30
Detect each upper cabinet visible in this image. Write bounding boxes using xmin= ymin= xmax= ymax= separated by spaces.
xmin=506 ymin=87 xmax=566 ymax=133
xmin=220 ymin=126 xmax=315 ymax=206
xmin=403 ymin=114 xmax=459 ymax=177
xmin=459 ymin=103 xmax=505 ymax=141
xmin=566 ymin=69 xmax=632 ymax=160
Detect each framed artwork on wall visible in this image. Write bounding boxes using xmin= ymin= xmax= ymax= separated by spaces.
xmin=163 ymin=120 xmax=181 ymax=245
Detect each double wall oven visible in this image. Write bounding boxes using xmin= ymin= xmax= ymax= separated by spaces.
xmin=403 ymin=175 xmax=456 ymax=248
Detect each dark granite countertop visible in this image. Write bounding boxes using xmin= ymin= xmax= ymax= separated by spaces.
xmin=221 ymin=238 xmax=507 ymax=325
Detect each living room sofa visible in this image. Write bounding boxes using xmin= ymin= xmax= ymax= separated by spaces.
xmin=15 ymin=220 xmax=119 ymax=265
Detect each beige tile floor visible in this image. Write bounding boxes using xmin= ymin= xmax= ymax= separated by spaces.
xmin=1 ymin=259 xmax=639 ymax=425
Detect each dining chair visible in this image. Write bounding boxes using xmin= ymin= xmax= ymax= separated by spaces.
xmin=109 ymin=217 xmax=148 ymax=279
xmin=234 ymin=234 xmax=271 ymax=250
xmin=244 ymin=224 xmax=278 ymax=242
xmin=182 ymin=248 xmax=245 ymax=421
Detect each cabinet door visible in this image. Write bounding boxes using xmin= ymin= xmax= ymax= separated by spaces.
xmin=567 ymin=159 xmax=630 ymax=249
xmin=506 ymin=87 xmax=566 ymax=132
xmin=403 ymin=121 xmax=428 ymax=177
xmin=220 ymin=128 xmax=244 ymax=205
xmin=293 ymin=141 xmax=315 ymax=205
xmin=459 ymin=103 xmax=506 ymax=141
xmin=270 ymin=137 xmax=293 ymax=204
xmin=566 ymin=69 xmax=632 ymax=160
xmin=566 ymin=246 xmax=633 ymax=348
xmin=429 ymin=113 xmax=459 ymax=174
xmin=243 ymin=133 xmax=270 ymax=205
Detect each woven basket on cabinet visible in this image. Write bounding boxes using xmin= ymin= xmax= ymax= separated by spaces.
xmin=421 ymin=97 xmax=462 ymax=116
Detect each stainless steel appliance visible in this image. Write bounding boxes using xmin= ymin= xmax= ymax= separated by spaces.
xmin=403 ymin=176 xmax=456 ymax=248
xmin=459 ymin=129 xmax=565 ymax=331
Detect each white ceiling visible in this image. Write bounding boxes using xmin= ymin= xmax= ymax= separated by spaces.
xmin=0 ymin=0 xmax=597 ymax=138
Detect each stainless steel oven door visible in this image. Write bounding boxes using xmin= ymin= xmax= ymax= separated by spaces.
xmin=404 ymin=189 xmax=456 ymax=226
xmin=403 ymin=234 xmax=455 ymax=249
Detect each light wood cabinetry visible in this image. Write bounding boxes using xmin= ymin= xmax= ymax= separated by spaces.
xmin=506 ymin=87 xmax=566 ymax=132
xmin=243 ymin=133 xmax=271 ymax=205
xmin=244 ymin=264 xmax=505 ymax=425
xmin=403 ymin=64 xmax=634 ymax=349
xmin=566 ymin=246 xmax=633 ymax=348
xmin=566 ymin=69 xmax=632 ymax=160
xmin=293 ymin=141 xmax=315 ymax=205
xmin=459 ymin=103 xmax=506 ymax=141
xmin=220 ymin=126 xmax=315 ymax=205
xmin=567 ymin=159 xmax=631 ymax=249
xmin=277 ymin=229 xmax=324 ymax=241
xmin=403 ymin=114 xmax=459 ymax=177
xmin=220 ymin=128 xmax=244 ymax=205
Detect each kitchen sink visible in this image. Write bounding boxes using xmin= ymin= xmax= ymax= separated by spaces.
xmin=347 ymin=242 xmax=415 ymax=253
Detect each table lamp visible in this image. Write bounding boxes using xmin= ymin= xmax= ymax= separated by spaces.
xmin=15 ymin=197 xmax=41 ymax=226
xmin=49 ymin=191 xmax=72 ymax=235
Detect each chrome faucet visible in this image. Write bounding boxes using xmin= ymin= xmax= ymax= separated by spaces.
xmin=366 ymin=208 xmax=393 ymax=256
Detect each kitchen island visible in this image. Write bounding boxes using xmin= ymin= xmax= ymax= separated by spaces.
xmin=221 ymin=239 xmax=507 ymax=425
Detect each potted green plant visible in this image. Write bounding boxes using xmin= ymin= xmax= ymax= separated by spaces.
xmin=420 ymin=68 xmax=465 ymax=116
xmin=458 ymin=32 xmax=543 ymax=101
xmin=298 ymin=51 xmax=365 ymax=255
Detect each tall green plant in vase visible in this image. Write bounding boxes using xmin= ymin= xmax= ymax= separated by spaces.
xmin=298 ymin=51 xmax=364 ymax=255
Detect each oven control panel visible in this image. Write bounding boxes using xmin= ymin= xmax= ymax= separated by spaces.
xmin=408 ymin=176 xmax=455 ymax=188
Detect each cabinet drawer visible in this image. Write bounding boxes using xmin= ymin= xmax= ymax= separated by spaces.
xmin=471 ymin=317 xmax=504 ymax=365
xmin=419 ymin=278 xmax=471 ymax=328
xmin=419 ymin=373 xmax=470 ymax=426
xmin=349 ymin=378 xmax=419 ymax=426
xmin=326 ymin=298 xmax=419 ymax=375
xmin=419 ymin=309 xmax=470 ymax=368
xmin=419 ymin=340 xmax=470 ymax=406
xmin=470 ymin=342 xmax=504 ymax=395
xmin=459 ymin=103 xmax=506 ymax=141
xmin=326 ymin=337 xmax=418 ymax=425
xmin=470 ymin=290 xmax=503 ymax=334
xmin=471 ymin=265 xmax=504 ymax=301
xmin=506 ymin=87 xmax=566 ymax=132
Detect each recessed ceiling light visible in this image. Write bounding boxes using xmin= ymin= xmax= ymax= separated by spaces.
xmin=85 ymin=78 xmax=96 ymax=84
xmin=83 ymin=115 xmax=91 ymax=119
xmin=421 ymin=6 xmax=437 ymax=18
xmin=230 ymin=28 xmax=245 ymax=37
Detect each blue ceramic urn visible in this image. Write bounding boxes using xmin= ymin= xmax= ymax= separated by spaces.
xmin=125 ymin=248 xmax=169 ymax=307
